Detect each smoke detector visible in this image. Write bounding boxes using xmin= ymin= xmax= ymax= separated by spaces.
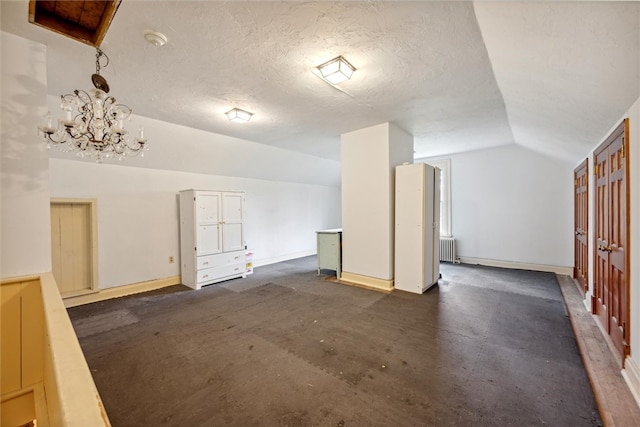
xmin=144 ymin=30 xmax=167 ymax=47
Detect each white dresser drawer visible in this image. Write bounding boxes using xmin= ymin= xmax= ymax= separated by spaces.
xmin=197 ymin=262 xmax=245 ymax=284
xmin=197 ymin=250 xmax=245 ymax=270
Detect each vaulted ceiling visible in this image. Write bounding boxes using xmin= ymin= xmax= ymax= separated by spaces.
xmin=2 ymin=1 xmax=638 ymax=164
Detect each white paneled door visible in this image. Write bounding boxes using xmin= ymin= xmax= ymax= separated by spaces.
xmin=50 ymin=200 xmax=97 ymax=297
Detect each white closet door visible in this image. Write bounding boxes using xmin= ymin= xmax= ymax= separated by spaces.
xmin=222 ymin=193 xmax=244 ymax=252
xmin=196 ymin=192 xmax=222 ymax=255
xmin=197 ymin=192 xmax=221 ymax=224
xmin=197 ymin=224 xmax=222 ymax=255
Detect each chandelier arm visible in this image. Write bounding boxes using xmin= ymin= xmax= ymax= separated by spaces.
xmin=64 ymin=126 xmax=84 ymax=141
xmin=44 ymin=131 xmax=70 ymax=145
xmin=103 ymin=97 xmax=121 ymax=129
xmin=73 ymin=89 xmax=92 ymax=105
xmin=81 ymin=107 xmax=99 ymax=144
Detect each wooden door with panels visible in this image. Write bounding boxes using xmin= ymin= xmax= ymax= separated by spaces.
xmin=593 ymin=119 xmax=630 ymax=363
xmin=50 ymin=199 xmax=98 ymax=297
xmin=574 ymin=159 xmax=589 ymax=293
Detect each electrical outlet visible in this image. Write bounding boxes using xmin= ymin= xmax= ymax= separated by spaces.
xmin=169 ymin=256 xmax=175 ymax=264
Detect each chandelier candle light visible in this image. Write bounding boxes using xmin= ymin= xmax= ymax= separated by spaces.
xmin=39 ymin=48 xmax=147 ymax=162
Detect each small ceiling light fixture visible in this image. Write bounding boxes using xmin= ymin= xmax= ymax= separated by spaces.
xmin=38 ymin=48 xmax=147 ymax=162
xmin=144 ymin=29 xmax=167 ymax=47
xmin=316 ymin=55 xmax=356 ymax=85
xmin=226 ymin=108 xmax=254 ymax=123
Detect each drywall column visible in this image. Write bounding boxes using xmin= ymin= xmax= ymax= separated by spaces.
xmin=1 ymin=32 xmax=52 ymax=278
xmin=340 ymin=122 xmax=413 ymax=291
xmin=623 ymin=96 xmax=640 ymax=402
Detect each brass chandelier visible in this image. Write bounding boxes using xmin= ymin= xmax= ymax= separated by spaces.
xmin=39 ymin=48 xmax=147 ymax=162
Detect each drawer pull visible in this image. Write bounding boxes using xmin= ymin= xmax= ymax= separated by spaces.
xmin=202 ymin=274 xmax=209 ymax=279
xmin=203 ymin=262 xmax=209 ymax=265
xmin=234 ymin=256 xmax=241 ymax=259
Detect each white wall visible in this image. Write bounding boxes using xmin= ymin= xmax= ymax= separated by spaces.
xmin=1 ymin=32 xmax=52 ymax=278
xmin=2 ymin=30 xmax=341 ymax=290
xmin=420 ymin=144 xmax=574 ymax=269
xmin=48 ymin=96 xmax=341 ymax=289
xmin=341 ymin=123 xmax=413 ymax=281
xmin=44 ymin=69 xmax=342 ymax=290
xmin=46 ymin=96 xmax=341 ymax=188
xmin=50 ymin=159 xmax=340 ymax=289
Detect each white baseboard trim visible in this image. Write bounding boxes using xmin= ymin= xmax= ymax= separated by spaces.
xmin=622 ymin=356 xmax=640 ymax=408
xmin=339 ymin=271 xmax=394 ymax=293
xmin=457 ymin=257 xmax=572 ymax=276
xmin=253 ymin=250 xmax=316 ymax=268
xmin=63 ymin=275 xmax=182 ymax=308
xmin=583 ymin=291 xmax=593 ymax=312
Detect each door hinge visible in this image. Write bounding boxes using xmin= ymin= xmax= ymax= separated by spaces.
xmin=622 ymin=321 xmax=626 ymax=336
xmin=621 ymin=144 xmax=625 ymax=158
xmin=594 ymin=164 xmax=599 ymax=175
xmin=574 ymin=179 xmax=578 ymax=186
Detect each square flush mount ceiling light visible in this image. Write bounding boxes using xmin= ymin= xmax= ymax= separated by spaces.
xmin=317 ymin=56 xmax=356 ymax=85
xmin=226 ymin=108 xmax=253 ymax=123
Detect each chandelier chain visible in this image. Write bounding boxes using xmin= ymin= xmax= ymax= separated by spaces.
xmin=95 ymin=48 xmax=109 ymax=75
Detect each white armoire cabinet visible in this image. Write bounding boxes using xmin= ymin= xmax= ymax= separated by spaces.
xmin=394 ymin=163 xmax=440 ymax=294
xmin=179 ymin=190 xmax=246 ymax=289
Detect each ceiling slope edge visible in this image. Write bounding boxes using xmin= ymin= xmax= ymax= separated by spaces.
xmin=473 ymin=1 xmax=640 ymax=166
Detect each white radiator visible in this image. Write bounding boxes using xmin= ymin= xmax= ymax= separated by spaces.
xmin=439 ymin=237 xmax=457 ymax=263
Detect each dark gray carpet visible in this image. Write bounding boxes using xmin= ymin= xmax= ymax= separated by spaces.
xmin=68 ymin=257 xmax=601 ymax=426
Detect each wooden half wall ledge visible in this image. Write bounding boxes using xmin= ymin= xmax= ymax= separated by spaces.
xmin=1 ymin=272 xmax=111 ymax=426
xmin=557 ymin=274 xmax=640 ymax=426
xmin=63 ymin=275 xmax=181 ymax=308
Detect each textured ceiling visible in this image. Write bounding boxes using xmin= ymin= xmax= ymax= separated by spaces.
xmin=1 ymin=1 xmax=639 ymax=164
xmin=475 ymin=1 xmax=640 ymax=163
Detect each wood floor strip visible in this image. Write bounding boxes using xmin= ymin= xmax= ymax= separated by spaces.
xmin=557 ymin=274 xmax=640 ymax=427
